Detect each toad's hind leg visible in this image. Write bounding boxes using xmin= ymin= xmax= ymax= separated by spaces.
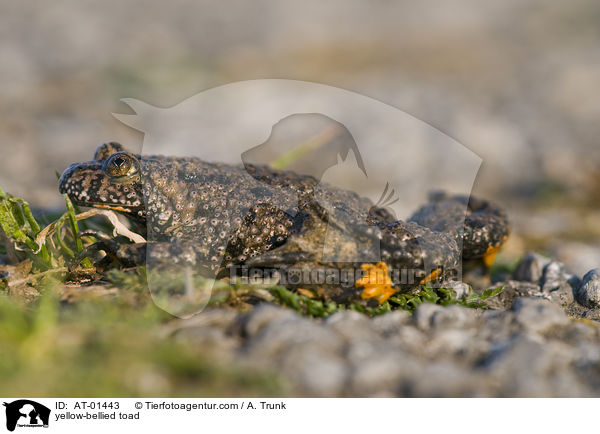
xmin=408 ymin=193 xmax=510 ymax=288
xmin=409 ymin=193 xmax=510 ymax=263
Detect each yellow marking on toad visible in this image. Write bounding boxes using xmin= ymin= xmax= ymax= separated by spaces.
xmin=483 ymin=234 xmax=508 ymax=267
xmin=419 ymin=268 xmax=442 ymax=284
xmin=483 ymin=245 xmax=501 ymax=267
xmin=355 ymin=262 xmax=396 ymax=304
xmin=96 ymin=204 xmax=130 ymax=213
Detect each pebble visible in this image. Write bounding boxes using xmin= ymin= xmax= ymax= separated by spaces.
xmin=429 ymin=304 xmax=478 ymax=330
xmin=511 ymin=252 xmax=577 ymax=307
xmin=412 ymin=303 xmax=445 ymax=331
xmin=510 ymin=297 xmax=569 ymax=333
xmin=241 ymin=303 xmax=299 ymax=337
xmin=483 ymin=334 xmax=582 ymax=397
xmin=349 ymin=350 xmax=416 ymax=396
xmin=242 ymin=315 xmax=342 ymax=360
xmin=513 ymin=251 xmax=550 ymax=283
xmin=370 ymin=310 xmax=411 ymax=336
xmin=483 ymin=280 xmax=543 ymax=310
xmin=279 ymin=347 xmax=348 ymax=397
xmin=408 ymin=362 xmax=492 ymax=397
xmin=574 ymin=269 xmax=600 ymax=308
xmin=324 ymin=310 xmax=378 ymax=342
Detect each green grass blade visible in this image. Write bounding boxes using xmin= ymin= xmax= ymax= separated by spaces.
xmin=64 ymin=194 xmax=93 ymax=269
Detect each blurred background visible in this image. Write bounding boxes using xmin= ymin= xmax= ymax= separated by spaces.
xmin=0 ymin=0 xmax=598 ymax=275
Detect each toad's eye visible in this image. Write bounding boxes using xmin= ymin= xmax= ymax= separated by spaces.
xmin=104 ymin=152 xmax=139 ymax=178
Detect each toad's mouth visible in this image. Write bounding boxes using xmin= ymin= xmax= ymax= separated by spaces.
xmin=93 ymin=203 xmax=136 ymax=213
xmin=80 ymin=202 xmax=147 ymax=225
xmin=70 ymin=201 xmax=144 ymax=216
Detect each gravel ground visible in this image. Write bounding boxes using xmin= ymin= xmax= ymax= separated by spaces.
xmin=163 ymin=254 xmax=600 ymax=397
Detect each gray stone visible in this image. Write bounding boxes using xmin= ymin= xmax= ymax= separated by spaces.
xmin=349 ymin=349 xmax=420 ymax=396
xmin=370 ymin=310 xmax=411 ymax=337
xmin=553 ymin=321 xmax=599 ymax=344
xmin=513 ymin=251 xmax=551 ymax=283
xmin=511 ymin=253 xmax=576 ymax=307
xmin=575 ymin=269 xmax=600 ymax=308
xmin=476 ymin=310 xmax=517 ymax=342
xmin=324 ymin=310 xmax=378 ymax=342
xmin=544 ymin=281 xmax=575 ymax=307
xmin=241 ymin=303 xmax=299 ymax=337
xmin=278 ymin=347 xmax=348 ymax=397
xmin=345 ymin=340 xmax=393 ymax=365
xmin=243 ymin=315 xmax=343 ymax=359
xmin=388 ymin=325 xmax=427 ymax=355
xmin=510 ymin=297 xmax=569 ymax=333
xmin=413 ymin=303 xmax=445 ymax=331
xmin=425 ymin=328 xmax=490 ymax=363
xmin=429 ymin=304 xmax=478 ymax=330
xmin=572 ymin=344 xmax=600 ymax=393
xmin=540 ymin=261 xmax=576 ymax=306
xmin=541 ymin=261 xmax=566 ymax=292
xmin=483 ymin=334 xmax=584 ymax=397
xmin=483 ymin=280 xmax=543 ymax=310
xmin=407 ymin=362 xmax=493 ymax=397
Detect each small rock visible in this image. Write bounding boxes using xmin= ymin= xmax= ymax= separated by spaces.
xmin=553 ymin=321 xmax=599 ymax=344
xmin=483 ymin=334 xmax=584 ymax=397
xmin=349 ymin=349 xmax=419 ymax=396
xmin=572 ymin=343 xmax=600 ymax=391
xmin=413 ymin=303 xmax=445 ymax=331
xmin=346 ymin=340 xmax=392 ymax=365
xmin=540 ymin=261 xmax=577 ymax=306
xmin=243 ymin=315 xmax=342 ymax=359
xmin=407 ymin=362 xmax=492 ymax=397
xmin=370 ymin=310 xmax=411 ymax=337
xmin=575 ymin=269 xmax=600 ymax=308
xmin=325 ymin=310 xmax=378 ymax=342
xmin=392 ymin=325 xmax=427 ymax=355
xmin=477 ymin=310 xmax=517 ymax=342
xmin=441 ymin=280 xmax=470 ymax=299
xmin=430 ymin=304 xmax=478 ymax=330
xmin=540 ymin=261 xmax=566 ymax=292
xmin=279 ymin=347 xmax=348 ymax=396
xmin=513 ymin=251 xmax=551 ymax=283
xmin=241 ymin=303 xmax=298 ymax=337
xmin=510 ymin=297 xmax=569 ymax=333
xmin=425 ymin=328 xmax=490 ymax=363
xmin=484 ymin=280 xmax=543 ymax=310
xmin=512 ymin=252 xmax=576 ymax=307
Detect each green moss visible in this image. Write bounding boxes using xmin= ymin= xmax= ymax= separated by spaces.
xmin=267 ymin=284 xmax=504 ymax=318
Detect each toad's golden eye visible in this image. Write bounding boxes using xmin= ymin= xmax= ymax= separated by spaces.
xmin=104 ymin=152 xmax=139 ymax=178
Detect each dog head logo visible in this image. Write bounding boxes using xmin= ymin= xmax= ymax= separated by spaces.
xmin=3 ymin=400 xmax=50 ymax=431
